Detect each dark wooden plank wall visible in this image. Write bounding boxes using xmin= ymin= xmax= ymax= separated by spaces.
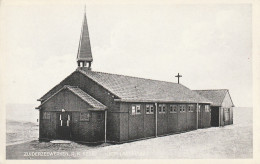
xmin=119 ymin=103 xmax=205 ymax=142
xmin=40 ymin=71 xmax=121 ymax=142
xmin=40 ymin=89 xmax=105 ymax=142
xmin=198 ymin=104 xmax=211 ymax=128
xmin=167 ymin=107 xmax=178 ymax=133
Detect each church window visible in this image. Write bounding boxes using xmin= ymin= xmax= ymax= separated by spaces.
xmin=42 ymin=112 xmax=50 ymax=119
xmin=180 ymin=105 xmax=186 ymax=112
xmin=131 ymin=105 xmax=141 ymax=115
xmin=131 ymin=105 xmax=136 ymax=114
xmin=146 ymin=104 xmax=154 ymax=114
xmin=80 ymin=112 xmax=90 ymax=121
xmin=146 ymin=105 xmax=150 ymax=114
xmin=159 ymin=104 xmax=166 ymax=114
xmin=136 ymin=105 xmax=141 ymax=114
xmin=205 ymin=105 xmax=210 ymax=112
xmin=67 ymin=114 xmax=70 ymax=126
xmin=198 ymin=105 xmax=201 ymax=112
xmin=170 ymin=105 xmax=177 ymax=113
xmin=188 ymin=105 xmax=194 ymax=112
xmin=150 ymin=106 xmax=154 ymax=113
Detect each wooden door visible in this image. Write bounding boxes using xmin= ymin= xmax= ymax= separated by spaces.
xmin=57 ymin=112 xmax=72 ymax=140
xmin=211 ymin=107 xmax=219 ymax=127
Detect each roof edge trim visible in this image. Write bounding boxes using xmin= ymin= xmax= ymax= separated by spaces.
xmin=114 ymin=99 xmax=212 ymax=104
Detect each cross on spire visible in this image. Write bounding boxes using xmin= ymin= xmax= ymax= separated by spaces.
xmin=175 ymin=73 xmax=182 ymax=84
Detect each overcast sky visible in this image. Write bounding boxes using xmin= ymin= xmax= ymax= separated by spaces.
xmin=1 ymin=2 xmax=252 ymax=107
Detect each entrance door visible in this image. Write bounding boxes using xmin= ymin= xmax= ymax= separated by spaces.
xmin=57 ymin=112 xmax=72 ymax=139
xmin=211 ymin=107 xmax=219 ymax=127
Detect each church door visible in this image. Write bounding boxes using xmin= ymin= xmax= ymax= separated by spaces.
xmin=57 ymin=112 xmax=72 ymax=140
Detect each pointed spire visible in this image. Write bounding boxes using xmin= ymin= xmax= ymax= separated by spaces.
xmin=77 ymin=6 xmax=93 ymax=68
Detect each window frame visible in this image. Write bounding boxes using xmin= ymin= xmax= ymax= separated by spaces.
xmin=146 ymin=104 xmax=154 ymax=114
xmin=179 ymin=105 xmax=186 ymax=113
xmin=80 ymin=112 xmax=91 ymax=121
xmin=205 ymin=105 xmax=210 ymax=112
xmin=170 ymin=105 xmax=177 ymax=113
xmin=136 ymin=105 xmax=141 ymax=114
xmin=188 ymin=105 xmax=194 ymax=112
xmin=158 ymin=104 xmax=166 ymax=114
xmin=131 ymin=104 xmax=141 ymax=115
xmin=42 ymin=112 xmax=51 ymax=120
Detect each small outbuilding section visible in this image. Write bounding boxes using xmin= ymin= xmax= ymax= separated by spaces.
xmin=193 ymin=89 xmax=234 ymax=127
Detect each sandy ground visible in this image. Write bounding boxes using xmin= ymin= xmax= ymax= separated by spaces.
xmin=6 ymin=107 xmax=252 ymax=159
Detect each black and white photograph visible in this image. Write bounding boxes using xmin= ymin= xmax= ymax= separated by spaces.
xmin=1 ymin=0 xmax=259 ymax=161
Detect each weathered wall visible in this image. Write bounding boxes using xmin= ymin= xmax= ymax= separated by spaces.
xmin=157 ymin=104 xmax=168 ymax=136
xmin=40 ymin=71 xmax=121 ymax=142
xmin=40 ymin=89 xmax=105 ymax=142
xmin=119 ymin=102 xmax=200 ymax=142
xmin=198 ymin=104 xmax=211 ymax=128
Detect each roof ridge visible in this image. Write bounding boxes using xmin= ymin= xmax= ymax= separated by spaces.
xmin=77 ymin=69 xmax=179 ymax=85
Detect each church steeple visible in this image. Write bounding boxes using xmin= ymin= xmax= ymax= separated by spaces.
xmin=77 ymin=7 xmax=93 ymax=70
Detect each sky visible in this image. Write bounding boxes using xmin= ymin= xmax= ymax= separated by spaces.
xmin=1 ymin=2 xmax=252 ymax=107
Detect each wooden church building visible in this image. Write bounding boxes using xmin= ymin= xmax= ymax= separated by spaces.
xmin=36 ymin=10 xmax=233 ymax=143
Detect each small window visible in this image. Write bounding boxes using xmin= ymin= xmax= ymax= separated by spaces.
xmin=42 ymin=112 xmax=50 ymax=119
xmin=158 ymin=105 xmax=162 ymax=113
xmin=136 ymin=105 xmax=141 ymax=114
xmin=180 ymin=105 xmax=186 ymax=112
xmin=150 ymin=106 xmax=154 ymax=113
xmin=159 ymin=104 xmax=166 ymax=114
xmin=80 ymin=112 xmax=90 ymax=121
xmin=188 ymin=105 xmax=194 ymax=112
xmin=162 ymin=105 xmax=166 ymax=113
xmin=170 ymin=105 xmax=177 ymax=113
xmin=131 ymin=105 xmax=141 ymax=115
xmin=146 ymin=105 xmax=150 ymax=114
xmin=205 ymin=105 xmax=210 ymax=112
xmin=131 ymin=105 xmax=136 ymax=115
xmin=146 ymin=104 xmax=154 ymax=114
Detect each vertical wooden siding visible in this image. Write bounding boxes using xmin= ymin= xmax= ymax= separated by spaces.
xmin=40 ymin=89 xmax=105 ymax=142
xmin=119 ymin=102 xmax=206 ymax=142
xmin=40 ymin=71 xmax=121 ymax=142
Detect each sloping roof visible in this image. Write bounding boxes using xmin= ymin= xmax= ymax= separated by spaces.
xmin=37 ymin=85 xmax=106 ymax=110
xmin=77 ymin=12 xmax=92 ymax=62
xmin=67 ymin=86 xmax=106 ymax=109
xmin=77 ymin=69 xmax=211 ymax=103
xmin=193 ymin=89 xmax=234 ymax=107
